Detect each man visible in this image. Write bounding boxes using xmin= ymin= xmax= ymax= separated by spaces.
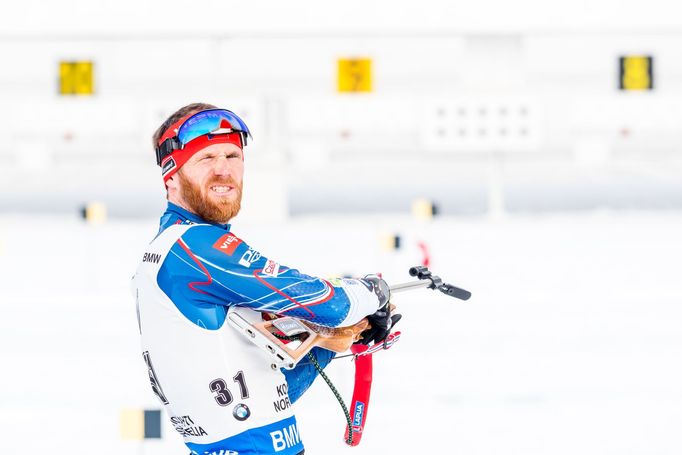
xmin=132 ymin=103 xmax=398 ymax=455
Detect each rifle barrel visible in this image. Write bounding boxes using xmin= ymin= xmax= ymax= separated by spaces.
xmin=390 ymin=280 xmax=432 ymax=293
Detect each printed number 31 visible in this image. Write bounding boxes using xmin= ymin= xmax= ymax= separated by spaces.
xmin=209 ymin=371 xmax=249 ymax=406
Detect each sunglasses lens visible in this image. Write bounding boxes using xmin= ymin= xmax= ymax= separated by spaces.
xmin=177 ymin=109 xmax=251 ymax=145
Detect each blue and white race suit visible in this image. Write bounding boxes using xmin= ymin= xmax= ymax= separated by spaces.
xmin=132 ymin=203 xmax=383 ymax=455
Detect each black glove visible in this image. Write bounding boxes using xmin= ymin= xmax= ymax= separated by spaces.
xmin=356 ymin=274 xmax=400 ymax=345
xmin=357 ymin=308 xmax=402 ymax=345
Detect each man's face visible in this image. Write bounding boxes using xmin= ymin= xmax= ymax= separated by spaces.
xmin=171 ymin=143 xmax=245 ymax=224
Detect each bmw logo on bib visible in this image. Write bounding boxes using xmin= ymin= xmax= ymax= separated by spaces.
xmin=233 ymin=403 xmax=250 ymax=421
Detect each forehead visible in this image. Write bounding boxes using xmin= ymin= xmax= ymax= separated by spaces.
xmin=192 ymin=143 xmax=243 ymax=158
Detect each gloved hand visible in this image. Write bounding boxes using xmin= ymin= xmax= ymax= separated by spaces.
xmin=356 ymin=274 xmax=400 ymax=345
xmin=360 ymin=274 xmax=391 ymax=309
xmin=357 ymin=307 xmax=402 ymax=345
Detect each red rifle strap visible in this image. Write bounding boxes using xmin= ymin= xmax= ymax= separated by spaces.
xmin=345 ymin=343 xmax=373 ymax=446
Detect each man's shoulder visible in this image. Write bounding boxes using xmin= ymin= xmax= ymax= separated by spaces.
xmin=179 ymin=222 xmax=240 ymax=240
xmin=177 ymin=224 xmax=251 ymax=256
xmin=151 ymin=222 xmax=194 ymax=246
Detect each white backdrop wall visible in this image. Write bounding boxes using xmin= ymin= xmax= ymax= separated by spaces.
xmin=1 ymin=1 xmax=682 ymax=217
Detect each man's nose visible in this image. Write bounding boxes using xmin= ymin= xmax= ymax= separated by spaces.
xmin=212 ymin=155 xmax=231 ymax=176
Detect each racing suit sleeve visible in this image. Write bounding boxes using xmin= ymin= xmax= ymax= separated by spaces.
xmin=158 ymin=224 xmax=384 ymax=328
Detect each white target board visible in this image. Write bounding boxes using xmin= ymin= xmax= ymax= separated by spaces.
xmin=420 ymin=96 xmax=542 ymax=152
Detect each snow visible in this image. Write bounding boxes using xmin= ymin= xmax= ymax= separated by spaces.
xmin=1 ymin=210 xmax=681 ymax=454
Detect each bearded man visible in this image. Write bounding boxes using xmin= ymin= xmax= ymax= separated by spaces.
xmin=132 ymin=103 xmax=398 ymax=455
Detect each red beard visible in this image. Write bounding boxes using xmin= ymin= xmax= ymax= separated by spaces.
xmin=178 ymin=170 xmax=243 ymax=224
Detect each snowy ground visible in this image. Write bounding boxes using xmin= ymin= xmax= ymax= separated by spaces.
xmin=1 ymin=210 xmax=681 ymax=454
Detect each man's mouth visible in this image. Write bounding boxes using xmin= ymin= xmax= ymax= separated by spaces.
xmin=210 ymin=185 xmax=234 ymax=195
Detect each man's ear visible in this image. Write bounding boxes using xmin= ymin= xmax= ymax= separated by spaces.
xmin=166 ymin=174 xmax=179 ymax=191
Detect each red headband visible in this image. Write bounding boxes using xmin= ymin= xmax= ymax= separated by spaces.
xmin=158 ymin=113 xmax=244 ymax=184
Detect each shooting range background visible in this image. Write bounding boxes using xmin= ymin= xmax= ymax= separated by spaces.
xmin=1 ymin=1 xmax=682 ymax=453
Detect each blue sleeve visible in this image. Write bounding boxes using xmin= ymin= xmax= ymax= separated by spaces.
xmin=282 ymin=347 xmax=336 ymax=404
xmin=157 ymin=224 xmax=380 ymax=328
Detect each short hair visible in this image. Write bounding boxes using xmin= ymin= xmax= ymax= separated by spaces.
xmin=152 ymin=102 xmax=218 ymax=148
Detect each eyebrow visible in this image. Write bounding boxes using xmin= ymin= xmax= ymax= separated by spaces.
xmin=196 ymin=150 xmax=241 ymax=160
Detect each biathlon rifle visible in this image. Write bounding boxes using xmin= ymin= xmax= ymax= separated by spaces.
xmin=343 ymin=266 xmax=470 ymax=446
xmin=227 ymin=266 xmax=471 ymax=446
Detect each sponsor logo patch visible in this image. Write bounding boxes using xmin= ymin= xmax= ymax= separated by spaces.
xmin=330 ymin=277 xmax=361 ymax=287
xmin=170 ymin=414 xmax=208 ymax=437
xmin=270 ymin=423 xmax=301 ymax=452
xmin=142 ymin=252 xmax=162 ymax=264
xmin=161 ymin=157 xmax=176 ymax=176
xmin=263 ymin=259 xmax=280 ymax=277
xmin=232 ymin=403 xmax=251 ymax=421
xmin=353 ymin=401 xmax=365 ymax=426
xmin=272 ymin=318 xmax=307 ymax=336
xmin=238 ymin=248 xmax=261 ymax=267
xmin=213 ymin=233 xmax=242 ymax=256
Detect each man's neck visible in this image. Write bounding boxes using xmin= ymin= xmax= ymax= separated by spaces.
xmin=164 ymin=201 xmax=232 ymax=229
xmin=167 ymin=194 xmax=192 ymax=215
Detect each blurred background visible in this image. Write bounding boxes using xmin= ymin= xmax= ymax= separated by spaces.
xmin=1 ymin=0 xmax=681 ymax=453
